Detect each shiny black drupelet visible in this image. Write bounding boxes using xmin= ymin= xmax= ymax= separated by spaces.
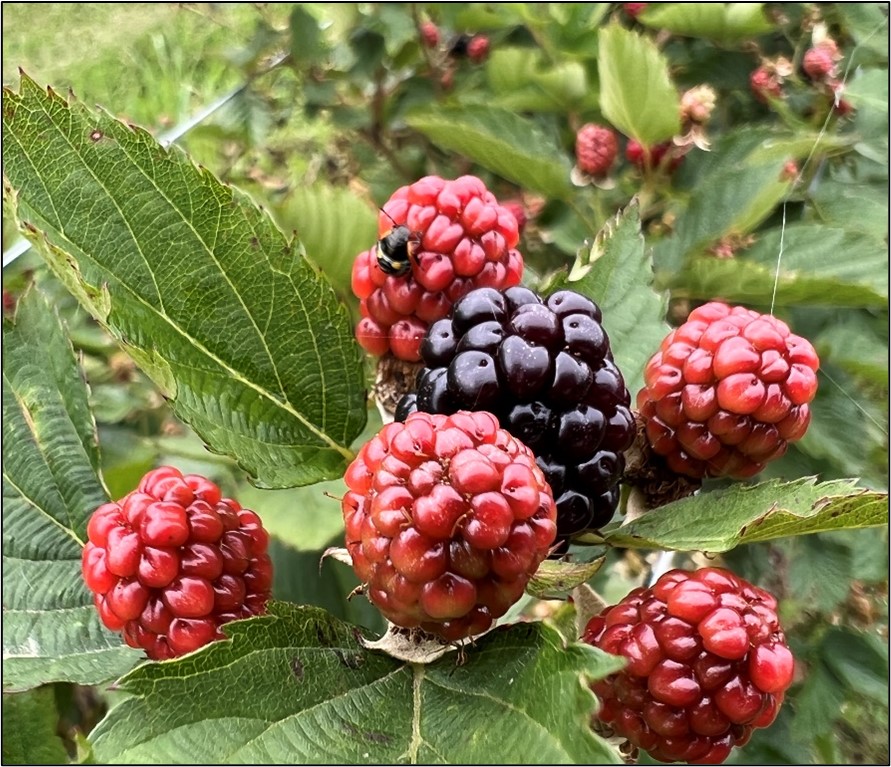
xmin=396 ymin=286 xmax=634 ymax=546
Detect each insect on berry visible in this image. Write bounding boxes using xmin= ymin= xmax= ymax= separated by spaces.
xmin=376 ymin=209 xmax=421 ymax=277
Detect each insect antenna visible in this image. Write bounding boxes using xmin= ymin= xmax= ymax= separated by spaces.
xmin=379 ymin=207 xmax=399 ymax=227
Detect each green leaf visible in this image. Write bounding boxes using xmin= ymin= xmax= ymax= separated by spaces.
xmin=289 ymin=5 xmax=326 ymax=67
xmin=597 ymin=22 xmax=680 ymax=145
xmin=654 ymin=129 xmax=853 ymax=280
xmin=527 ymin=556 xmax=606 ymax=598
xmin=407 ymin=106 xmax=573 ymax=199
xmin=814 ymin=313 xmax=889 ymax=388
xmin=90 ymin=604 xmax=624 ymax=764
xmin=274 ymin=184 xmax=378 ymax=300
xmin=2 ymin=289 xmax=140 ymax=692
xmin=678 ymin=223 xmax=889 ymax=309
xmin=561 ymin=200 xmax=670 ymax=396
xmin=639 ymin=3 xmax=774 ymax=45
xmin=3 ymin=75 xmax=366 ymax=488
xmin=788 ymin=536 xmax=853 ymax=613
xmin=791 ymin=659 xmax=846 ymax=741
xmin=603 ymin=478 xmax=888 ymax=552
xmin=487 ymin=48 xmax=592 ymax=113
xmin=837 ymin=3 xmax=889 ymax=63
xmin=794 ymin=366 xmax=888 ymax=487
xmin=667 ymin=159 xmax=791 ymax=264
xmin=820 ymin=627 xmax=889 ymax=703
xmin=2 ymin=687 xmax=69 ymax=765
xmin=237 ymin=480 xmax=346 ymax=552
xmin=811 ymin=180 xmax=888 ymax=241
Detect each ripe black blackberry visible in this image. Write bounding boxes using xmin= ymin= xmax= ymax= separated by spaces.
xmin=397 ymin=286 xmax=634 ymax=543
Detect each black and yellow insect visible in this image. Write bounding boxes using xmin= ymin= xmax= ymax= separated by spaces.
xmin=376 ymin=210 xmax=420 ymax=277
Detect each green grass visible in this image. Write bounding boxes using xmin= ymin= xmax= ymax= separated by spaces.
xmin=2 ymin=3 xmax=292 ymax=252
xmin=2 ymin=3 xmax=284 ymax=131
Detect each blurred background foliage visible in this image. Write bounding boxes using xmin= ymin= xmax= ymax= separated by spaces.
xmin=3 ymin=3 xmax=887 ymax=764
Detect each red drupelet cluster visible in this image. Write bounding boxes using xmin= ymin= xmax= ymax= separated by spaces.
xmin=342 ymin=410 xmax=557 ymax=641
xmin=750 ymin=67 xmax=783 ymax=104
xmin=636 ymin=302 xmax=819 ymax=479
xmin=420 ymin=21 xmax=440 ymax=49
xmin=353 ymin=175 xmax=524 ymax=362
xmin=575 ymin=123 xmax=619 ymax=178
xmin=584 ymin=567 xmax=794 ymax=764
xmin=467 ymin=35 xmax=491 ymax=64
xmin=82 ymin=466 xmax=272 ymax=660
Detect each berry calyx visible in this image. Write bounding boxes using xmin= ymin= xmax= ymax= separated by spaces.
xmin=82 ymin=466 xmax=272 ymax=660
xmin=397 ymin=286 xmax=634 ymax=543
xmin=584 ymin=567 xmax=794 ymax=764
xmin=352 ymin=176 xmax=524 ymax=362
xmin=575 ymin=124 xmax=619 ymax=178
xmin=636 ymin=302 xmax=819 ymax=480
xmin=343 ymin=411 xmax=557 ymax=641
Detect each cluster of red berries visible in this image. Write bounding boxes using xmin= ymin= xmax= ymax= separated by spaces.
xmin=636 ymin=301 xmax=819 ymax=479
xmin=82 ymin=467 xmax=271 ymax=660
xmin=584 ymin=567 xmax=794 ymax=764
xmin=342 ymin=411 xmax=557 ymax=641
xmin=419 ymin=22 xmax=490 ymax=64
xmin=802 ymin=39 xmax=853 ymax=116
xmin=353 ymin=175 xmax=523 ymax=362
xmin=573 ymin=125 xmax=684 ymax=180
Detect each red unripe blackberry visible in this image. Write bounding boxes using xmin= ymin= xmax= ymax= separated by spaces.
xmin=342 ymin=411 xmax=557 ymax=641
xmin=467 ymin=35 xmax=491 ymax=64
xmin=575 ymin=124 xmax=618 ymax=178
xmin=500 ymin=199 xmax=528 ymax=236
xmin=352 ymin=176 xmax=524 ymax=361
xmin=397 ymin=286 xmax=634 ymax=543
xmin=626 ymin=140 xmax=683 ymax=173
xmin=624 ymin=3 xmax=649 ymax=18
xmin=636 ymin=302 xmax=819 ymax=480
xmin=749 ymin=67 xmax=782 ymax=104
xmin=420 ymin=21 xmax=440 ymax=49
xmin=82 ymin=466 xmax=272 ymax=660
xmin=803 ymin=46 xmax=838 ymax=81
xmin=584 ymin=567 xmax=794 ymax=765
